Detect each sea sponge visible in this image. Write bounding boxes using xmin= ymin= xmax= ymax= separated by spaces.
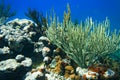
xmin=64 ymin=66 xmax=74 ymax=78
xmin=65 ymin=65 xmax=74 ymax=74
xmin=64 ymin=65 xmax=81 ymax=79
xmin=88 ymin=64 xmax=107 ymax=75
xmin=53 ymin=58 xmax=63 ymax=74
xmin=49 ymin=56 xmax=63 ymax=74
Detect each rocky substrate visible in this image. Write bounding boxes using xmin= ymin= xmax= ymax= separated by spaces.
xmin=0 ymin=18 xmax=119 ymax=80
xmin=24 ymin=55 xmax=116 ymax=80
xmin=0 ymin=55 xmax=32 ymax=80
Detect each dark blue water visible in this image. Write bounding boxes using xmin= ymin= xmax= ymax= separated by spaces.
xmin=4 ymin=0 xmax=120 ymax=30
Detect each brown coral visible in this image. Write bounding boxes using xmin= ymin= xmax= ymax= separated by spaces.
xmin=64 ymin=65 xmax=80 ymax=80
xmin=88 ymin=64 xmax=108 ymax=75
xmin=50 ymin=56 xmax=63 ymax=74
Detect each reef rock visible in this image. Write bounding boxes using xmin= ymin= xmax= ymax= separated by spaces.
xmin=0 ymin=19 xmax=37 ymax=56
xmin=38 ymin=36 xmax=50 ymax=44
xmin=42 ymin=47 xmax=51 ymax=57
xmin=24 ymin=71 xmax=45 ymax=80
xmin=0 ymin=55 xmax=32 ymax=80
xmin=24 ymin=65 xmax=46 ymax=80
xmin=6 ymin=18 xmax=35 ymax=29
xmin=0 ymin=46 xmax=13 ymax=61
xmin=34 ymin=42 xmax=45 ymax=54
xmin=15 ymin=54 xmax=25 ymax=62
xmin=76 ymin=64 xmax=115 ymax=79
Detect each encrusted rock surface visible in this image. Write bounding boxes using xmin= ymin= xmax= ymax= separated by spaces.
xmin=0 ymin=46 xmax=13 ymax=61
xmin=15 ymin=54 xmax=25 ymax=62
xmin=24 ymin=71 xmax=45 ymax=80
xmin=0 ymin=19 xmax=38 ymax=57
xmin=0 ymin=55 xmax=32 ymax=80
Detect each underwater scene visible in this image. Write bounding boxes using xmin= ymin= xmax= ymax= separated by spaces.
xmin=0 ymin=0 xmax=120 ymax=80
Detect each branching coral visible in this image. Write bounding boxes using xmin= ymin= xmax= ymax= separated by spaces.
xmin=0 ymin=0 xmax=16 ymax=25
xmin=46 ymin=4 xmax=120 ymax=68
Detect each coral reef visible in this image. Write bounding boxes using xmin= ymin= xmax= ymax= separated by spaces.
xmin=0 ymin=19 xmax=35 ymax=55
xmin=0 ymin=3 xmax=120 ymax=80
xmin=64 ymin=65 xmax=80 ymax=79
xmin=0 ymin=55 xmax=32 ymax=80
xmin=76 ymin=64 xmax=115 ymax=79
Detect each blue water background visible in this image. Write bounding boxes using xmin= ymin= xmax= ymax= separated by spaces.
xmin=4 ymin=0 xmax=120 ymax=30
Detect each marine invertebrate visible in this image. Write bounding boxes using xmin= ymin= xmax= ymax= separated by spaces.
xmin=76 ymin=64 xmax=115 ymax=79
xmin=46 ymin=4 xmax=120 ymax=68
xmin=0 ymin=0 xmax=16 ymax=25
xmin=25 ymin=8 xmax=47 ymax=36
xmin=49 ymin=56 xmax=63 ymax=74
xmin=64 ymin=65 xmax=80 ymax=79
